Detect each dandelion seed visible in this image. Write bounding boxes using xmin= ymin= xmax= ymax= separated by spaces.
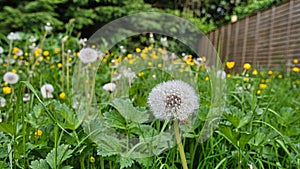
xmin=3 ymin=72 xmax=19 ymax=84
xmin=103 ymin=83 xmax=116 ymax=92
xmin=148 ymin=80 xmax=199 ymax=121
xmin=41 ymin=84 xmax=54 ymax=98
xmin=0 ymin=97 xmax=6 ymax=107
xmin=78 ymin=48 xmax=99 ymax=63
xmin=7 ymin=32 xmax=21 ymax=40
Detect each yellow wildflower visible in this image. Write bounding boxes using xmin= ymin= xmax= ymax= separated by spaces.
xmin=268 ymin=70 xmax=273 ymax=75
xmin=46 ymin=56 xmax=51 ymax=60
xmin=148 ymin=62 xmax=153 ymax=66
xmin=57 ymin=63 xmax=63 ymax=68
xmin=13 ymin=47 xmax=19 ymax=53
xmin=136 ymin=48 xmax=141 ymax=53
xmin=292 ymin=67 xmax=300 ymax=73
xmin=54 ymin=48 xmax=60 ymax=54
xmin=265 ymin=79 xmax=271 ymax=83
xmin=293 ymin=59 xmax=299 ymax=64
xmin=252 ymin=69 xmax=258 ymax=75
xmin=257 ymin=90 xmax=261 ymax=95
xmin=3 ymin=87 xmax=12 ymax=94
xmin=13 ymin=55 xmax=18 ymax=59
xmin=202 ymin=56 xmax=206 ymax=62
xmin=91 ymin=45 xmax=96 ymax=49
xmin=243 ymin=63 xmax=251 ymax=70
xmin=138 ymin=72 xmax=144 ymax=77
xmin=3 ymin=82 xmax=8 ymax=87
xmin=259 ymin=84 xmax=267 ymax=89
xmin=157 ymin=63 xmax=162 ymax=68
xmin=243 ymin=77 xmax=250 ymax=82
xmin=68 ymin=57 xmax=72 ymax=62
xmin=35 ymin=129 xmax=43 ymax=136
xmin=278 ymin=74 xmax=283 ymax=79
xmin=226 ymin=61 xmax=235 ymax=69
xmin=43 ymin=51 xmax=49 ymax=56
xmin=59 ymin=92 xmax=66 ymax=99
xmin=205 ymin=76 xmax=209 ymax=81
xmin=227 ymin=74 xmax=231 ymax=78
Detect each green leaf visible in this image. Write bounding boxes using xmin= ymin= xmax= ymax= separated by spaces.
xmin=118 ymin=156 xmax=134 ymax=169
xmin=61 ymin=166 xmax=73 ymax=169
xmin=216 ymin=125 xmax=238 ymax=148
xmin=46 ymin=144 xmax=73 ymax=169
xmin=0 ymin=122 xmax=14 ymax=136
xmin=237 ymin=132 xmax=255 ymax=150
xmin=30 ymin=159 xmax=49 ymax=169
xmin=104 ymin=110 xmax=126 ymax=129
xmin=111 ymin=99 xmax=149 ymax=123
xmin=236 ymin=112 xmax=253 ymax=129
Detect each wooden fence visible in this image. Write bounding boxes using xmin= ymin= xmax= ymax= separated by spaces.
xmin=207 ymin=0 xmax=300 ymax=69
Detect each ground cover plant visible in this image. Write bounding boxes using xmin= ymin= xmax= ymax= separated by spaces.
xmin=0 ymin=22 xmax=299 ymax=169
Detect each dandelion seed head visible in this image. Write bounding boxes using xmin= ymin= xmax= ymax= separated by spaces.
xmin=148 ymin=80 xmax=199 ymax=121
xmin=78 ymin=48 xmax=99 ymax=64
xmin=41 ymin=84 xmax=54 ymax=98
xmin=0 ymin=97 xmax=6 ymax=107
xmin=3 ymin=72 xmax=19 ymax=84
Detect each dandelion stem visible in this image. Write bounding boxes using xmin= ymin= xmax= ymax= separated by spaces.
xmin=174 ymin=120 xmax=188 ymax=169
xmin=7 ymin=39 xmax=13 ymax=71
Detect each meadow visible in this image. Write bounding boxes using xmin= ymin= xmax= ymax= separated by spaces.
xmin=0 ymin=25 xmax=299 ymax=169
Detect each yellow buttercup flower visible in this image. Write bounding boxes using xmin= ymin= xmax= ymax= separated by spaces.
xmin=268 ymin=70 xmax=273 ymax=75
xmin=136 ymin=48 xmax=141 ymax=53
xmin=59 ymin=92 xmax=66 ymax=99
xmin=243 ymin=63 xmax=251 ymax=70
xmin=226 ymin=61 xmax=235 ymax=69
xmin=227 ymin=74 xmax=231 ymax=78
xmin=35 ymin=129 xmax=43 ymax=136
xmin=138 ymin=72 xmax=144 ymax=77
xmin=205 ymin=76 xmax=209 ymax=81
xmin=3 ymin=87 xmax=12 ymax=94
xmin=148 ymin=62 xmax=153 ymax=66
xmin=13 ymin=47 xmax=19 ymax=53
xmin=54 ymin=48 xmax=60 ymax=54
xmin=43 ymin=51 xmax=49 ymax=56
xmin=292 ymin=67 xmax=300 ymax=73
xmin=257 ymin=90 xmax=261 ymax=95
xmin=252 ymin=69 xmax=258 ymax=75
xmin=293 ymin=59 xmax=299 ymax=64
xmin=57 ymin=63 xmax=63 ymax=68
xmin=259 ymin=84 xmax=267 ymax=89
xmin=243 ymin=77 xmax=250 ymax=82
xmin=13 ymin=55 xmax=18 ymax=59
xmin=12 ymin=69 xmax=17 ymax=73
xmin=278 ymin=74 xmax=283 ymax=79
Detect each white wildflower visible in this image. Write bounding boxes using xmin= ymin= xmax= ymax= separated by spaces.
xmin=148 ymin=80 xmax=199 ymax=121
xmin=0 ymin=97 xmax=6 ymax=107
xmin=7 ymin=32 xmax=21 ymax=40
xmin=103 ymin=82 xmax=116 ymax=92
xmin=15 ymin=49 xmax=23 ymax=56
xmin=217 ymin=70 xmax=226 ymax=80
xmin=119 ymin=46 xmax=126 ymax=53
xmin=3 ymin=72 xmax=19 ymax=84
xmin=40 ymin=84 xmax=54 ymax=98
xmin=44 ymin=22 xmax=53 ymax=32
xmin=78 ymin=48 xmax=99 ymax=63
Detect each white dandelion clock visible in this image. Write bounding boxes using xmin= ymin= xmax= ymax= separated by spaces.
xmin=148 ymin=80 xmax=199 ymax=121
xmin=0 ymin=97 xmax=6 ymax=107
xmin=23 ymin=93 xmax=30 ymax=102
xmin=41 ymin=84 xmax=54 ymax=98
xmin=217 ymin=70 xmax=226 ymax=80
xmin=103 ymin=82 xmax=116 ymax=92
xmin=78 ymin=48 xmax=99 ymax=63
xmin=3 ymin=72 xmax=19 ymax=84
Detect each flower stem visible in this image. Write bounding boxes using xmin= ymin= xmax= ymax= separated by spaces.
xmin=174 ymin=120 xmax=188 ymax=169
